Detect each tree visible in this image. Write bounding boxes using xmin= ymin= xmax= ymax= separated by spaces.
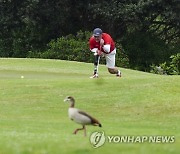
xmin=0 ymin=0 xmax=179 ymax=73
xmin=88 ymin=0 xmax=180 ymax=43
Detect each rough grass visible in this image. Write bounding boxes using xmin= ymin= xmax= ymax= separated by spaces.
xmin=0 ymin=58 xmax=179 ymax=154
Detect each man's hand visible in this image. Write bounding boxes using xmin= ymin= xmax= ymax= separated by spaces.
xmin=96 ymin=49 xmax=102 ymax=56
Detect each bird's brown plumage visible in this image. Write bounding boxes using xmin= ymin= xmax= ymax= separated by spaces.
xmin=78 ymin=111 xmax=102 ymax=127
xmin=64 ymin=96 xmax=102 ymax=136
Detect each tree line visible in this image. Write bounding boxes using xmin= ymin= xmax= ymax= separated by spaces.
xmin=0 ymin=0 xmax=179 ymax=73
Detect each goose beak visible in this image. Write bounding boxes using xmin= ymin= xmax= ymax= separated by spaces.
xmin=64 ymin=98 xmax=68 ymax=102
xmin=64 ymin=97 xmax=69 ymax=102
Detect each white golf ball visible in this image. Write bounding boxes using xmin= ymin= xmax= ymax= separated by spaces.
xmin=21 ymin=76 xmax=24 ymax=79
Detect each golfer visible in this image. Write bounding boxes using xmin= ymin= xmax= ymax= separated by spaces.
xmin=89 ymin=28 xmax=121 ymax=78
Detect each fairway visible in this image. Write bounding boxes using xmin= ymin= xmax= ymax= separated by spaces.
xmin=0 ymin=58 xmax=179 ymax=154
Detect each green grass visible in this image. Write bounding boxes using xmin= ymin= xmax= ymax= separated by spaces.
xmin=0 ymin=58 xmax=179 ymax=154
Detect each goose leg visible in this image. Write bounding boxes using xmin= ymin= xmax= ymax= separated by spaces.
xmin=73 ymin=125 xmax=84 ymax=134
xmin=83 ymin=126 xmax=86 ymax=136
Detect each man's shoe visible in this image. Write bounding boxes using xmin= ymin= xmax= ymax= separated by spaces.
xmin=116 ymin=70 xmax=121 ymax=77
xmin=90 ymin=74 xmax=99 ymax=78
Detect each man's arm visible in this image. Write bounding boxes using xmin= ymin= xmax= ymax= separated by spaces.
xmin=100 ymin=39 xmax=110 ymax=53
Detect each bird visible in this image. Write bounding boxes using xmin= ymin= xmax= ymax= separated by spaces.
xmin=64 ymin=96 xmax=102 ymax=136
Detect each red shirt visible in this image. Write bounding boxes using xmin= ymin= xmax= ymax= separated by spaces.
xmin=89 ymin=33 xmax=115 ymax=53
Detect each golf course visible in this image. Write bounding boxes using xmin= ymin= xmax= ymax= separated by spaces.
xmin=0 ymin=58 xmax=179 ymax=154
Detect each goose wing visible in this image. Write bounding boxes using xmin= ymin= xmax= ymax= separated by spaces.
xmin=78 ymin=110 xmax=101 ymax=126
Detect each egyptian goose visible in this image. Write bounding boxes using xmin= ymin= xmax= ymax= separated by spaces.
xmin=64 ymin=96 xmax=102 ymax=136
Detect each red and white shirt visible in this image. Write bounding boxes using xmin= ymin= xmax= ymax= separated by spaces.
xmin=89 ymin=33 xmax=115 ymax=54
